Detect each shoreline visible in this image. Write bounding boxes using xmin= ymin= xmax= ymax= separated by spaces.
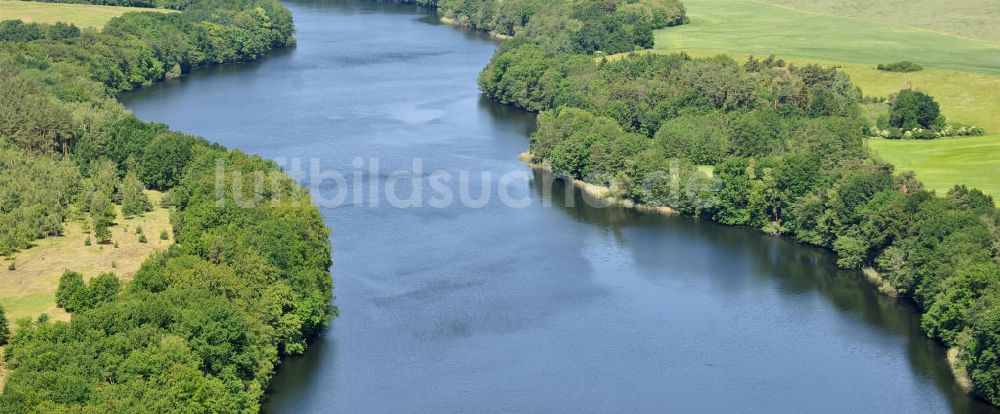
xmin=948 ymin=347 xmax=975 ymax=393
xmin=437 ymin=15 xmax=512 ymax=40
xmin=863 ymin=267 xmax=975 ymax=393
xmin=517 ymin=152 xmax=677 ymax=216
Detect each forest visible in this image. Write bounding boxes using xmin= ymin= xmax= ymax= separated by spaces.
xmin=0 ymin=0 xmax=333 ymax=412
xmin=406 ymin=0 xmax=1000 ymax=406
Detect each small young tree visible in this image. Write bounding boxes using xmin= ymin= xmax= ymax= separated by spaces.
xmin=120 ymin=170 xmax=152 ymax=217
xmin=160 ymin=229 xmax=170 ymax=240
xmin=90 ymin=191 xmax=116 ymax=244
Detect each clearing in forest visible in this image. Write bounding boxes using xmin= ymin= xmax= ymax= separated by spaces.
xmin=0 ymin=191 xmax=173 ymax=323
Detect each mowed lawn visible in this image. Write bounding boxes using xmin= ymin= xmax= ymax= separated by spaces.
xmin=869 ymin=135 xmax=1000 ymax=199
xmin=654 ymin=0 xmax=1000 ymax=76
xmin=0 ymin=0 xmax=170 ymax=29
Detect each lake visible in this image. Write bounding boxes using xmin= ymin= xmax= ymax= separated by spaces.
xmin=120 ymin=1 xmax=996 ymax=412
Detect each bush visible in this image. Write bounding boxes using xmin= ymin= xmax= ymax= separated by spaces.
xmin=159 ymin=229 xmax=170 ymax=240
xmin=138 ymin=233 xmax=148 ymax=243
xmin=877 ymin=61 xmax=923 ymax=72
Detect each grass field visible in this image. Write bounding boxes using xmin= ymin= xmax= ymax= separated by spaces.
xmin=760 ymin=0 xmax=1000 ymax=43
xmin=654 ymin=0 xmax=1000 ymax=75
xmin=0 ymin=0 xmax=170 ymax=29
xmin=869 ymin=135 xmax=1000 ymax=198
xmin=0 ymin=191 xmax=172 ymax=323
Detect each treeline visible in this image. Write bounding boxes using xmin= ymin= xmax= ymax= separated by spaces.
xmin=0 ymin=0 xmax=292 ymax=93
xmin=398 ymin=0 xmax=685 ymax=55
xmin=0 ymin=0 xmax=334 ymax=412
xmin=426 ymin=0 xmax=1000 ymax=405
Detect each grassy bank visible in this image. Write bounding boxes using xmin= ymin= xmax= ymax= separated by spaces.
xmin=0 ymin=0 xmax=172 ymax=28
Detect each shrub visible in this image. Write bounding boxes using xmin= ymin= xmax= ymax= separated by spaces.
xmin=159 ymin=229 xmax=170 ymax=240
xmin=908 ymin=129 xmax=937 ymax=140
xmin=159 ymin=189 xmax=175 ymax=208
xmin=138 ymin=233 xmax=148 ymax=244
xmin=6 ymin=261 xmax=15 ymax=271
xmin=877 ymin=61 xmax=923 ymax=72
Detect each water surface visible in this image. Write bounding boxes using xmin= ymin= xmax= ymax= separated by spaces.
xmin=121 ymin=1 xmax=996 ymax=412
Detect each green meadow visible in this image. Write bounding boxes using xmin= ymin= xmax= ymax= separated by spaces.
xmin=653 ymin=0 xmax=1000 ymax=199
xmin=761 ymin=0 xmax=1000 ymax=42
xmin=654 ymin=0 xmax=1000 ymax=75
xmin=0 ymin=0 xmax=171 ymax=29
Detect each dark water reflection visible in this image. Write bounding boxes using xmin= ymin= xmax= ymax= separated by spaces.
xmin=119 ymin=0 xmax=996 ymax=412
